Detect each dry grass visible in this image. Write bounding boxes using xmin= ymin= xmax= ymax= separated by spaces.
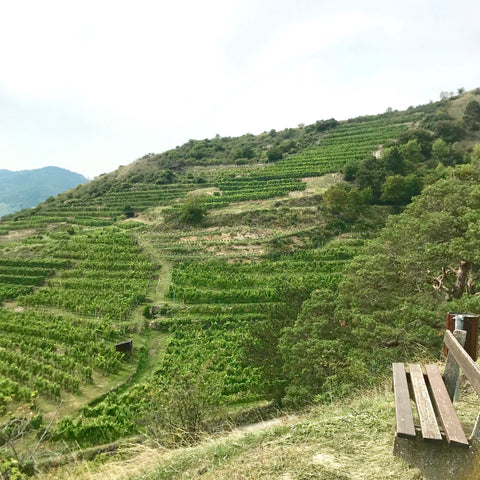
xmin=0 ymin=228 xmax=37 ymax=243
xmin=301 ymin=173 xmax=344 ymax=193
xmin=447 ymin=90 xmax=480 ymax=121
xmin=36 ymin=444 xmax=169 ymax=480
xmin=37 ymin=385 xmax=427 ymax=480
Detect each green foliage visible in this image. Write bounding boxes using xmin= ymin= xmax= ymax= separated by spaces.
xmin=314 ymin=118 xmax=339 ymax=132
xmin=464 ymin=100 xmax=480 ymax=131
xmin=382 ymin=146 xmax=407 ymax=175
xmin=338 ymin=149 xmax=480 ymax=369
xmin=0 ymin=456 xmax=27 ymax=479
xmin=266 ymin=146 xmax=283 ymax=162
xmin=123 ymin=204 xmax=135 ymax=218
xmin=396 ymin=128 xmax=435 ymax=157
xmin=432 ymin=138 xmax=451 ymax=164
xmin=280 ymin=288 xmax=351 ymax=405
xmin=148 ymin=348 xmax=226 ymax=440
xmin=322 ymin=184 xmax=371 ymax=220
xmin=380 ymin=174 xmax=422 ymax=205
xmin=242 ymin=282 xmax=312 ymax=405
xmin=355 ymin=156 xmax=386 ymax=200
xmin=343 ymin=160 xmax=359 ymax=181
xmin=143 ymin=305 xmax=153 ymax=319
xmin=398 ymin=138 xmax=424 ymax=165
xmin=233 ymin=143 xmax=255 ymax=160
xmin=179 ymin=195 xmax=208 ymax=225
xmin=280 ymin=142 xmax=480 ymax=403
xmin=434 ymin=119 xmax=466 ymax=143
xmin=3 ymin=94 xmax=480 ymax=457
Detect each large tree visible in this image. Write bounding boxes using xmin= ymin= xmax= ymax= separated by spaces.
xmin=280 ymin=145 xmax=480 ymax=403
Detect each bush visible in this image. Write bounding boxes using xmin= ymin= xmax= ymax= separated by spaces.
xmin=464 ymin=100 xmax=480 ymax=131
xmin=179 ymin=195 xmax=208 ymax=225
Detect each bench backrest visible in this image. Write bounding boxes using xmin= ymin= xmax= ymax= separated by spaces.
xmin=444 ymin=330 xmax=480 ymax=397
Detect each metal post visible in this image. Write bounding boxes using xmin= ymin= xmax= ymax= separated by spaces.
xmin=445 ymin=312 xmax=479 ymax=361
xmin=444 ymin=329 xmax=467 ymax=401
xmin=455 ymin=314 xmax=464 ymax=331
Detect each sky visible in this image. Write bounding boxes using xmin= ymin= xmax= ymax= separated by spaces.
xmin=1 ymin=0 xmax=479 ymax=179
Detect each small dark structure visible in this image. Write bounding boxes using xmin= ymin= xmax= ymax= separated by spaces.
xmin=115 ymin=339 xmax=133 ymax=356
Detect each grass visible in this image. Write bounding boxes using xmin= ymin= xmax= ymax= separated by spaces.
xmin=36 ymin=384 xmax=425 ymax=480
xmin=299 ymin=173 xmax=345 ymax=194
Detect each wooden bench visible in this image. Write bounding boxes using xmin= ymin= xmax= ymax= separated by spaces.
xmin=393 ymin=329 xmax=480 ymax=479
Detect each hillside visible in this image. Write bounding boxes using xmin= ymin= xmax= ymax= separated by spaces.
xmin=0 ymin=167 xmax=87 ymax=216
xmin=33 ymin=384 xmax=480 ymax=480
xmin=1 ymin=89 xmax=480 ymax=478
xmin=34 ymin=386 xmax=430 ymax=480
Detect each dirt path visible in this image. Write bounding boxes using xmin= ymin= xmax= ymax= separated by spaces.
xmin=134 ymin=232 xmax=173 ymax=304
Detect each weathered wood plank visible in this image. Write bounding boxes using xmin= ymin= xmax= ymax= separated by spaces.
xmin=425 ymin=364 xmax=469 ymax=447
xmin=444 ymin=329 xmax=466 ymax=400
xmin=444 ymin=330 xmax=480 ymax=397
xmin=392 ymin=363 xmax=416 ymax=438
xmin=408 ymin=364 xmax=442 ymax=441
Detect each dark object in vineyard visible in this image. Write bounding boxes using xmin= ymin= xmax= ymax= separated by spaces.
xmin=115 ymin=340 xmax=133 ymax=356
xmin=392 ymin=327 xmax=480 ymax=479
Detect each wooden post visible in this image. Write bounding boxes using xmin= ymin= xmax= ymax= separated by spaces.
xmin=444 ymin=330 xmax=467 ymax=401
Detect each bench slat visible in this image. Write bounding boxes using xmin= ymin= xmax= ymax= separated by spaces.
xmin=425 ymin=364 xmax=469 ymax=447
xmin=392 ymin=362 xmax=416 ymax=438
xmin=444 ymin=330 xmax=480 ymax=397
xmin=409 ymin=364 xmax=442 ymax=441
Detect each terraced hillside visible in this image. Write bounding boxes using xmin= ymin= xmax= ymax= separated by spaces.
xmin=2 ymin=92 xmax=479 ymax=476
xmin=0 ymin=111 xmax=418 ymax=234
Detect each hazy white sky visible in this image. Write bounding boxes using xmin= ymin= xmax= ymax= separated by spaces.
xmin=1 ymin=0 xmax=479 ymax=178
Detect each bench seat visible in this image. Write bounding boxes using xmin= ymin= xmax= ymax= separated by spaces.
xmin=393 ymin=362 xmax=469 ymax=447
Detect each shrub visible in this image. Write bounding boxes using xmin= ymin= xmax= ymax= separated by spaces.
xmin=179 ymin=195 xmax=208 ymax=225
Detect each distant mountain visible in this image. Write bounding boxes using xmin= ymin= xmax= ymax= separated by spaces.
xmin=0 ymin=166 xmax=87 ymax=216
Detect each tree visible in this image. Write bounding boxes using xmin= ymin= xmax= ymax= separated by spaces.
xmin=267 ymin=146 xmax=283 ymax=162
xmin=464 ymin=100 xmax=480 ymax=131
xmin=322 ymin=184 xmax=361 ymax=220
xmin=123 ymin=205 xmax=135 ymax=218
xmin=333 ymin=156 xmax=480 ymax=380
xmin=146 ymin=327 xmax=226 ymax=441
xmin=383 ymin=146 xmax=407 ymax=175
xmin=233 ymin=144 xmax=255 ymax=160
xmin=314 ymin=118 xmax=338 ymax=132
xmin=279 ymin=288 xmax=352 ymax=405
xmin=398 ymin=139 xmax=423 ymax=165
xmin=432 ymin=138 xmax=451 ymax=164
xmin=434 ymin=120 xmax=465 ymax=143
xmin=147 ymin=364 xmax=225 ymax=441
xmin=355 ymin=156 xmax=386 ymax=201
xmin=380 ymin=174 xmax=423 ymax=205
xmin=343 ymin=161 xmax=359 ymax=181
xmin=397 ymin=129 xmax=435 ymax=157
xmin=179 ymin=194 xmax=208 ymax=225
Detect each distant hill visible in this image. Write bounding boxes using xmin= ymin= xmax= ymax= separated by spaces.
xmin=0 ymin=166 xmax=87 ymax=216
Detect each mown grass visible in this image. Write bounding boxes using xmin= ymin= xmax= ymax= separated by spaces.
xmin=37 ymin=385 xmax=424 ymax=480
